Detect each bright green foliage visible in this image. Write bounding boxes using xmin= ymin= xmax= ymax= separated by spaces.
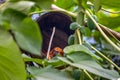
xmin=94 ymin=0 xmax=101 ymax=12
xmin=54 ymin=0 xmax=74 ymax=9
xmin=0 ymin=30 xmax=26 ymax=80
xmin=0 ymin=0 xmax=120 ymax=80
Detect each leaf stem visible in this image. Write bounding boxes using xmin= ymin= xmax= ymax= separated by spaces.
xmin=101 ymin=8 xmax=120 ymax=14
xmin=85 ymin=10 xmax=120 ymax=52
xmin=76 ymin=29 xmax=94 ymax=79
xmin=46 ymin=27 xmax=56 ymax=59
xmin=29 ymin=10 xmax=76 ymax=17
xmin=83 ymin=69 xmax=94 ymax=80
xmin=76 ymin=28 xmax=82 ymax=45
xmin=99 ymin=24 xmax=120 ymax=44
xmin=91 ymin=46 xmax=120 ymax=71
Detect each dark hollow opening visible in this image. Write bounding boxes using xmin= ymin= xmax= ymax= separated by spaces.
xmin=36 ymin=12 xmax=74 ymax=55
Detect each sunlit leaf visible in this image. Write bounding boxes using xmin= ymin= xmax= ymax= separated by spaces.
xmin=94 ymin=0 xmax=101 ymax=12
xmin=89 ymin=0 xmax=120 ymax=10
xmin=1 ymin=1 xmax=35 ymax=14
xmin=0 ymin=30 xmax=26 ymax=80
xmin=97 ymin=11 xmax=120 ymax=31
xmin=35 ymin=0 xmax=54 ymax=10
xmin=54 ymin=0 xmax=74 ymax=9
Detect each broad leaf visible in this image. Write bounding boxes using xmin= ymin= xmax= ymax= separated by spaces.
xmin=58 ymin=56 xmax=120 ymax=80
xmin=27 ymin=66 xmax=74 ymax=80
xmin=94 ymin=0 xmax=101 ymax=12
xmin=1 ymin=1 xmax=35 ymax=14
xmin=12 ymin=18 xmax=42 ymax=56
xmin=64 ymin=44 xmax=102 ymax=60
xmin=101 ymin=0 xmax=120 ymax=10
xmin=89 ymin=0 xmax=120 ymax=10
xmin=34 ymin=0 xmax=54 ymax=10
xmin=1 ymin=9 xmax=42 ymax=56
xmin=97 ymin=11 xmax=120 ymax=31
xmin=54 ymin=0 xmax=74 ymax=10
xmin=0 ymin=30 xmax=26 ymax=80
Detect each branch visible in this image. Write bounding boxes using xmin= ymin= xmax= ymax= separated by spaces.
xmin=51 ymin=4 xmax=120 ymax=41
xmin=99 ymin=24 xmax=120 ymax=41
xmin=46 ymin=27 xmax=56 ymax=59
xmin=85 ymin=10 xmax=120 ymax=52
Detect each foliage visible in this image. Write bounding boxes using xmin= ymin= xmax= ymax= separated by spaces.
xmin=0 ymin=0 xmax=120 ymax=80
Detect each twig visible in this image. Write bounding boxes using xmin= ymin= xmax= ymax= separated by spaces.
xmin=101 ymin=8 xmax=120 ymax=14
xmin=51 ymin=4 xmax=77 ymax=18
xmin=85 ymin=10 xmax=120 ymax=52
xmin=46 ymin=27 xmax=56 ymax=59
xmin=99 ymin=24 xmax=120 ymax=41
xmin=91 ymin=46 xmax=120 ymax=71
xmin=76 ymin=28 xmax=82 ymax=45
xmin=83 ymin=69 xmax=94 ymax=80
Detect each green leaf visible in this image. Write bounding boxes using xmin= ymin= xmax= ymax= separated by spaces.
xmin=58 ymin=56 xmax=120 ymax=80
xmin=23 ymin=55 xmax=43 ymax=65
xmin=0 ymin=30 xmax=26 ymax=80
xmin=94 ymin=0 xmax=101 ymax=12
xmin=1 ymin=8 xmax=26 ymax=26
xmin=68 ymin=35 xmax=75 ymax=45
xmin=48 ymin=57 xmax=66 ymax=67
xmin=27 ymin=66 xmax=74 ymax=80
xmin=77 ymin=11 xmax=84 ymax=26
xmin=1 ymin=9 xmax=42 ymax=56
xmin=54 ymin=0 xmax=74 ymax=9
xmin=70 ymin=22 xmax=79 ymax=30
xmin=1 ymin=1 xmax=35 ymax=14
xmin=35 ymin=0 xmax=54 ymax=10
xmin=96 ymin=11 xmax=120 ymax=30
xmin=73 ymin=69 xmax=85 ymax=80
xmin=67 ymin=52 xmax=94 ymax=63
xmin=64 ymin=44 xmax=102 ymax=60
xmin=101 ymin=41 xmax=120 ymax=55
xmin=101 ymin=0 xmax=120 ymax=10
xmin=87 ymin=15 xmax=98 ymax=30
xmin=12 ymin=18 xmax=42 ymax=56
xmin=89 ymin=0 xmax=120 ymax=10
